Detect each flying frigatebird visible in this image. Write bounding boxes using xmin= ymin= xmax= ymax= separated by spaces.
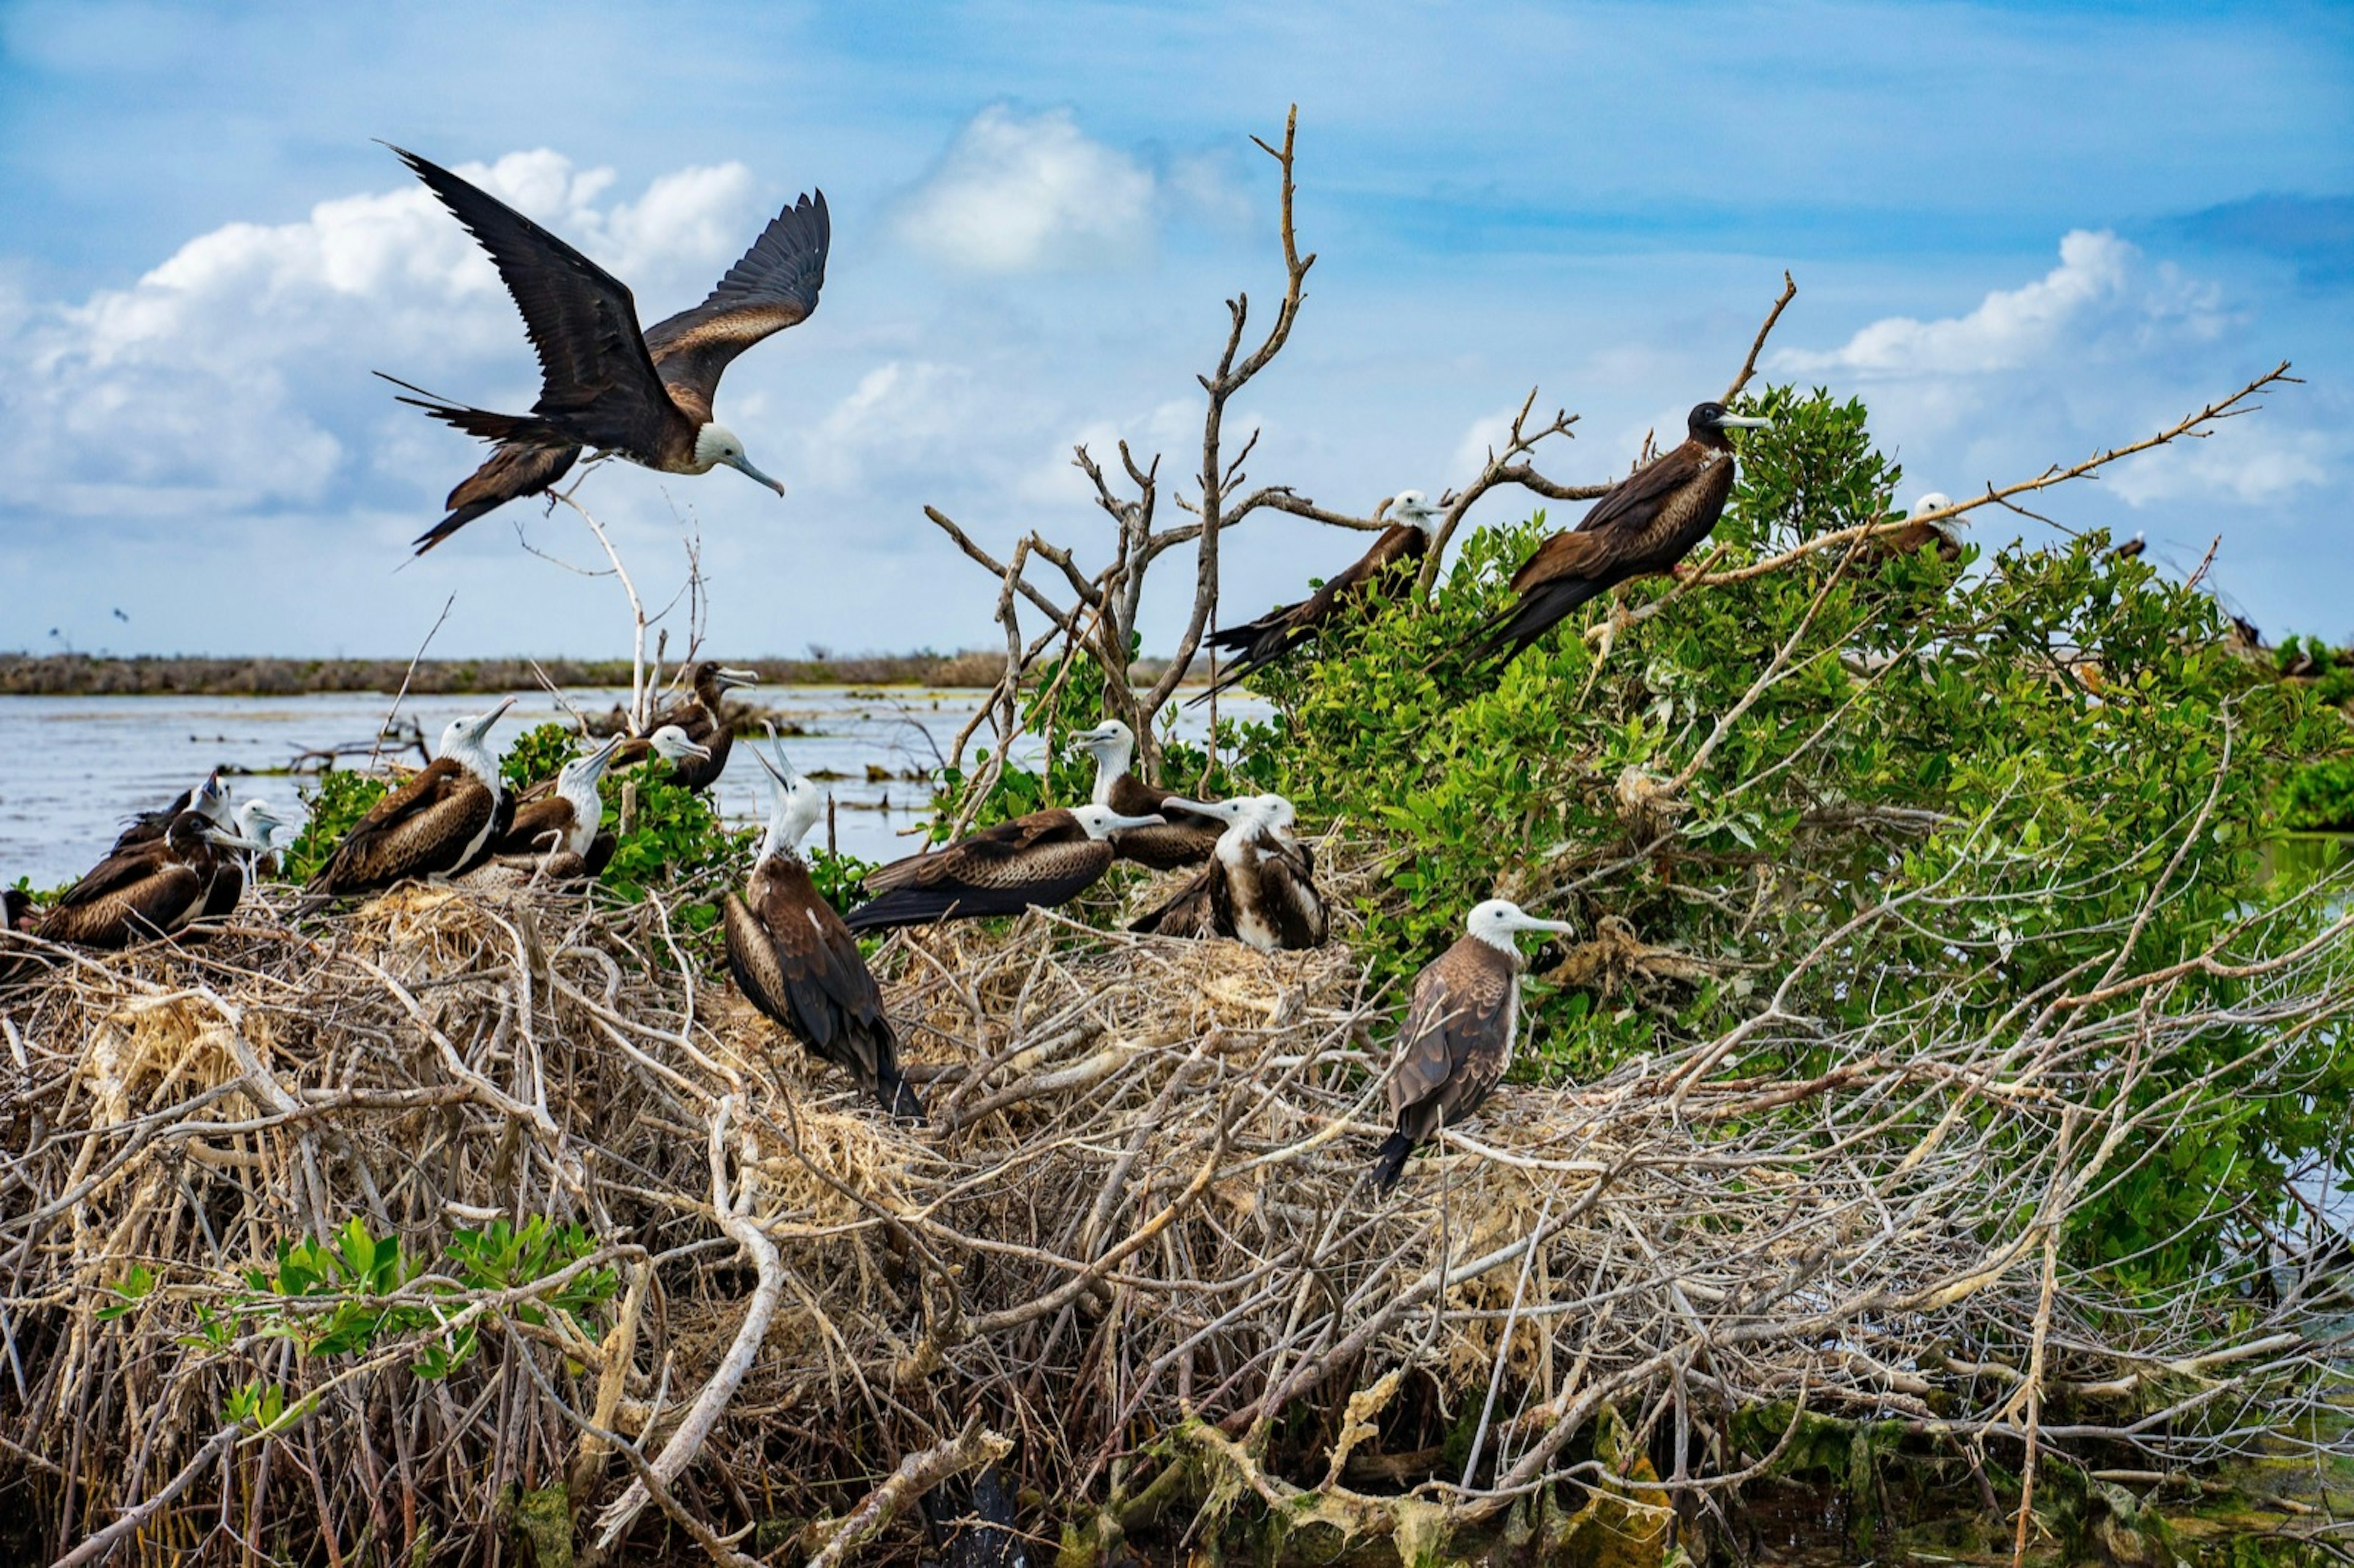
xmin=312 ymin=699 xmax=517 ymax=896
xmin=1192 ymin=490 xmax=1443 ymax=704
xmin=1130 ymin=794 xmax=1327 ymax=951
xmin=1373 ymin=899 xmax=1577 ymax=1192
xmin=383 ymin=147 xmax=828 ymax=554
xmin=1068 ymin=720 xmax=1228 ymax=870
xmin=844 ymin=804 xmax=1165 ymax=934
xmin=723 ymin=728 xmax=921 ymax=1119
xmin=1461 ymin=403 xmax=1772 ymax=668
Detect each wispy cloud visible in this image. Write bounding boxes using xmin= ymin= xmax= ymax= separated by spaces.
xmin=893 ymin=106 xmax=1156 ymax=273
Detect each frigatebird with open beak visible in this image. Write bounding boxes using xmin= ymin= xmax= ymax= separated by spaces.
xmin=1192 ymin=490 xmax=1443 ymax=704
xmin=723 ymin=727 xmax=921 ymax=1119
xmin=487 ymin=734 xmax=624 ymax=876
xmin=382 ymin=147 xmax=826 ymax=553
xmin=312 ymin=699 xmax=517 ymax=895
xmin=1463 ymin=403 xmax=1772 ymax=669
xmin=1373 ymin=899 xmax=1577 ymax=1192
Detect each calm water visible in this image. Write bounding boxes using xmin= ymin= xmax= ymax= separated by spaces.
xmin=0 ymin=687 xmax=1265 ymax=888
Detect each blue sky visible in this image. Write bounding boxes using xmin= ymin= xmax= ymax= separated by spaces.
xmin=2 ymin=0 xmax=2348 ymax=658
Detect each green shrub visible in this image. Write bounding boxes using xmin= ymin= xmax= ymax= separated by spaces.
xmin=281 ymin=770 xmax=390 ymax=884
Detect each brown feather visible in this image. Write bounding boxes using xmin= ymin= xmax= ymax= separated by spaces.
xmin=314 ymin=759 xmax=499 ymax=894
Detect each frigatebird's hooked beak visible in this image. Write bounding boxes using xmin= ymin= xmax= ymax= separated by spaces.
xmin=723 ymin=453 xmax=787 ymax=497
xmin=1157 ymin=796 xmax=1250 ymax=824
xmin=713 ymin=667 xmax=761 ymax=691
xmin=471 ymin=696 xmax=520 ymax=734
xmin=577 ymin=733 xmax=627 ymax=777
xmin=1710 ymin=413 xmax=1774 ymax=432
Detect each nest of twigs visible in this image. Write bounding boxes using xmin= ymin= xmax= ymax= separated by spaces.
xmin=2 ymin=850 xmax=2349 ymax=1566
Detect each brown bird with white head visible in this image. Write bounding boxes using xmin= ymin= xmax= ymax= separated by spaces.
xmin=23 ymin=810 xmax=260 ymax=952
xmin=1130 ymin=794 xmax=1327 ymax=951
xmin=1067 ymin=719 xmax=1228 ymax=870
xmin=845 ymin=803 xmax=1165 ymax=933
xmin=723 ymin=726 xmax=921 ymax=1119
xmin=312 ymin=699 xmax=517 ymax=896
xmin=380 ymin=147 xmax=826 ymax=554
xmin=1373 ymin=899 xmax=1577 ymax=1192
xmin=1461 ymin=402 xmax=1772 ymax=669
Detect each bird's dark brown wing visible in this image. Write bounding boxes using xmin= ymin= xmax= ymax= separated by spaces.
xmin=1129 ymin=864 xmax=1217 ymax=937
xmin=1570 ymin=441 xmax=1711 ymax=538
xmin=733 ymin=861 xmax=898 ymax=1084
xmin=492 ymin=797 xmax=578 ymax=857
xmin=644 ymin=191 xmax=829 ymax=407
xmin=863 ymin=812 xmax=1084 ymax=894
xmin=1507 ymin=526 xmax=1624 ymax=593
xmin=36 ymin=862 xmax=208 ymax=947
xmin=414 ymin=441 xmax=580 ymax=554
xmin=317 ymin=761 xmax=495 ymax=892
xmin=1387 ymin=939 xmax=1515 ymax=1143
xmin=390 ymin=148 xmax=672 ymax=456
xmin=1109 ymin=821 xmax=1222 ymax=871
xmin=847 ymin=821 xmax=1110 ymax=931
xmin=51 ymin=838 xmax=175 ymax=912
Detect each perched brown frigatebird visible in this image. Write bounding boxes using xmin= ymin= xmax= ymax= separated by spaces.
xmin=382 ymin=147 xmax=829 ymax=554
xmin=1129 ymin=794 xmax=1327 ymax=951
xmin=28 ymin=811 xmax=257 ymax=950
xmin=844 ymin=804 xmax=1164 ymax=934
xmin=1192 ymin=490 xmax=1442 ymax=704
xmin=1462 ymin=403 xmax=1772 ymax=668
xmin=1373 ymin=899 xmax=1576 ymax=1192
xmin=723 ymin=729 xmax=921 ymax=1119
xmin=311 ymin=700 xmax=516 ymax=896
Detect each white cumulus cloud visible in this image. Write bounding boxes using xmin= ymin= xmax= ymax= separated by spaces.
xmin=894 ymin=106 xmax=1156 ymax=273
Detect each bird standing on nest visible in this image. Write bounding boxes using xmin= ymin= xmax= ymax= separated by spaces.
xmin=1373 ymin=899 xmax=1577 ymax=1192
xmin=22 ymin=810 xmax=261 ymax=951
xmin=1130 ymin=794 xmax=1327 ymax=951
xmin=723 ymin=728 xmax=921 ymax=1119
xmin=1461 ymin=402 xmax=1772 ymax=670
xmin=485 ymin=734 xmax=625 ymax=878
xmin=311 ymin=699 xmax=517 ymax=896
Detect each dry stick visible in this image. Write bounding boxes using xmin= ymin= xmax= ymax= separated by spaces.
xmin=550 ymin=489 xmax=655 ymax=734
xmin=367 ymin=593 xmax=455 ymax=774
xmin=2012 ymin=1176 xmax=2069 ymax=1567
xmin=48 ymin=1423 xmax=240 ymax=1568
xmin=592 ymin=1095 xmax=783 ymax=1550
xmin=801 ymin=1415 xmax=1013 ymax=1568
xmin=1461 ymin=1187 xmax=1555 ymax=1488
xmin=1724 ymin=272 xmax=1798 ymax=404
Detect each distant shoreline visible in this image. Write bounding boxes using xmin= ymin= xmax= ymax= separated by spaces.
xmin=0 ymin=651 xmax=1194 ymax=697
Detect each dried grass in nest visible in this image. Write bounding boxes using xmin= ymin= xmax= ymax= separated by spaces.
xmin=2 ymin=844 xmax=2349 ymax=1565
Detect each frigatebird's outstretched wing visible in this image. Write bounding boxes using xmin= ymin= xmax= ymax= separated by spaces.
xmin=645 ymin=191 xmax=830 ymax=414
xmin=385 ymin=147 xmax=671 ymax=458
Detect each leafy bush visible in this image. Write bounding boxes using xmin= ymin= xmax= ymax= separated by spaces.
xmin=1234 ymin=386 xmax=2352 ymax=1278
xmin=500 ymin=720 xmax=581 ymax=793
xmin=281 ymin=769 xmax=390 ymax=884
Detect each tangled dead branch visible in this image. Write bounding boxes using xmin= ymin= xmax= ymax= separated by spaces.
xmin=4 ymin=828 xmax=2348 ymax=1564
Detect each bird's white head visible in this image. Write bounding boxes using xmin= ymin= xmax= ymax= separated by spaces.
xmin=645 ymin=725 xmax=713 ymax=764
xmin=1912 ymin=492 xmax=1954 ymax=517
xmin=438 ymin=696 xmax=517 ymax=786
xmin=1391 ymin=489 xmax=1443 ymax=535
xmin=1070 ymin=805 xmax=1164 ymax=841
xmin=693 ymin=424 xmax=785 ymax=497
xmin=1071 ymin=720 xmax=1137 ymax=804
xmin=192 ymin=770 xmax=233 ymax=826
xmin=748 ymin=722 xmax=826 ymax=861
xmin=560 ymin=734 xmax=627 ymax=799
xmin=234 ymin=798 xmax=291 ymax=851
xmin=1465 ymin=898 xmax=1577 ymax=953
xmin=1247 ymin=794 xmax=1299 ymax=833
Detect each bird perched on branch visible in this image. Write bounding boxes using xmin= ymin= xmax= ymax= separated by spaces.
xmin=23 ymin=810 xmax=259 ymax=952
xmin=311 ymin=699 xmax=517 ymax=896
xmin=1130 ymin=794 xmax=1327 ymax=951
xmin=1461 ymin=403 xmax=1772 ymax=669
xmin=1068 ymin=719 xmax=1228 ymax=869
xmin=1191 ymin=490 xmax=1444 ymax=704
xmin=1862 ymin=492 xmax=1963 ymax=567
xmin=381 ymin=147 xmax=828 ymax=554
xmin=724 ymin=729 xmax=921 ymax=1119
xmin=1373 ymin=899 xmax=1577 ymax=1192
xmin=844 ymin=804 xmax=1165 ymax=933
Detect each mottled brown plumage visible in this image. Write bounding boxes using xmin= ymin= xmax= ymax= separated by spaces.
xmin=384 ymin=147 xmax=826 ymax=552
xmin=1463 ymin=403 xmax=1770 ymax=668
xmin=31 ymin=812 xmax=234 ymax=949
xmin=1194 ymin=493 xmax=1441 ymax=704
xmin=1072 ymin=721 xmax=1227 ymax=869
xmin=1373 ymin=900 xmax=1575 ymax=1191
xmin=313 ymin=701 xmax=514 ymax=896
xmin=845 ymin=805 xmax=1162 ymax=933
xmin=725 ymin=736 xmax=919 ymax=1117
xmin=1130 ymin=796 xmax=1327 ymax=951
